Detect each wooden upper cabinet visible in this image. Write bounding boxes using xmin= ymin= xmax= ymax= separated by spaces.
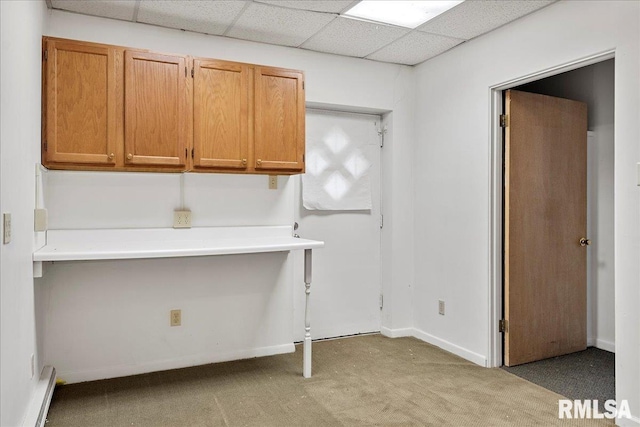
xmin=124 ymin=50 xmax=189 ymax=169
xmin=193 ymin=59 xmax=249 ymax=170
xmin=42 ymin=37 xmax=306 ymax=175
xmin=44 ymin=39 xmax=118 ymax=167
xmin=254 ymin=67 xmax=305 ymax=172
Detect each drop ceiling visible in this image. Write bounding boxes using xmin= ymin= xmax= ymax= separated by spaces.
xmin=48 ymin=0 xmax=555 ymax=66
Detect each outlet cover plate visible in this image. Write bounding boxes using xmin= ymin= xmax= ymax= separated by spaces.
xmin=3 ymin=213 xmax=11 ymax=244
xmin=170 ymin=309 xmax=181 ymax=326
xmin=173 ymin=210 xmax=192 ymax=229
xmin=268 ymin=175 xmax=277 ymax=190
xmin=438 ymin=300 xmax=445 ymax=316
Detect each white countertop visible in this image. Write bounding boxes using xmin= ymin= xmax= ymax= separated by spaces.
xmin=33 ymin=226 xmax=324 ymax=262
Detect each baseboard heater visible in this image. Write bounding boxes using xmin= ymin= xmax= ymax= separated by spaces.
xmin=23 ymin=366 xmax=56 ymax=427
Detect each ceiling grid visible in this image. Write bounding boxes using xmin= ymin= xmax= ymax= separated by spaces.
xmin=49 ymin=0 xmax=556 ymax=66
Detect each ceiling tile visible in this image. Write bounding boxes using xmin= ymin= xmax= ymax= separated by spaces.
xmin=137 ymin=0 xmax=247 ymax=35
xmin=254 ymin=1 xmax=356 ymax=14
xmin=226 ymin=3 xmax=335 ymax=47
xmin=51 ymin=0 xmax=137 ymax=21
xmin=302 ymin=17 xmax=409 ymax=58
xmin=418 ymin=0 xmax=555 ymax=40
xmin=367 ymin=31 xmax=464 ymax=66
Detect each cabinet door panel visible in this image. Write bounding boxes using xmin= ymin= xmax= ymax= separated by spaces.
xmin=254 ymin=67 xmax=304 ymax=172
xmin=45 ymin=39 xmax=116 ymax=166
xmin=194 ymin=60 xmax=249 ymax=169
xmin=125 ymin=51 xmax=187 ymax=167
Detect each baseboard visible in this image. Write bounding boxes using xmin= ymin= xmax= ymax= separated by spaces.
xmin=23 ymin=366 xmax=56 ymax=427
xmin=616 ymin=414 xmax=640 ymax=427
xmin=595 ymin=338 xmax=615 ymax=353
xmin=380 ymin=327 xmax=414 ymax=338
xmin=57 ymin=343 xmax=294 ymax=384
xmin=412 ymin=328 xmax=487 ymax=367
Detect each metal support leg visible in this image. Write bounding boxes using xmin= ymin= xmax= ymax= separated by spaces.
xmin=303 ymin=249 xmax=312 ymax=378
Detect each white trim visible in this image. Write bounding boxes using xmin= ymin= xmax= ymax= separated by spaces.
xmin=412 ymin=328 xmax=487 ymax=367
xmin=487 ymin=49 xmax=616 ymax=369
xmin=23 ymin=366 xmax=56 ymax=427
xmin=595 ymin=338 xmax=615 ymax=353
xmin=57 ymin=343 xmax=294 ymax=384
xmin=617 ymin=414 xmax=640 ymax=427
xmin=380 ymin=327 xmax=413 ymax=338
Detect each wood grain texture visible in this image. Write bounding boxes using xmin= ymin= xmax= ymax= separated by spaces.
xmin=504 ymin=90 xmax=588 ymax=366
xmin=124 ymin=50 xmax=187 ymax=167
xmin=44 ymin=38 xmax=117 ymax=166
xmin=193 ymin=59 xmax=249 ymax=170
xmin=254 ymin=67 xmax=305 ymax=172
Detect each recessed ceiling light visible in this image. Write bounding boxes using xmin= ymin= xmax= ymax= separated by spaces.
xmin=343 ymin=1 xmax=464 ymax=29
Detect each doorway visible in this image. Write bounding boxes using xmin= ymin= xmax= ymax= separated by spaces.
xmin=495 ymin=58 xmax=615 ymax=405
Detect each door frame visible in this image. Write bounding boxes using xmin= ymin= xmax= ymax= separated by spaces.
xmin=487 ymin=50 xmax=615 ymax=368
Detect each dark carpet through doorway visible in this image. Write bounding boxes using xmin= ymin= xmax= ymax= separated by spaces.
xmin=501 ymin=347 xmax=615 ymax=410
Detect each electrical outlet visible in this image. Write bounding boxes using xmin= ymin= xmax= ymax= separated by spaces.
xmin=268 ymin=175 xmax=278 ymax=190
xmin=173 ymin=210 xmax=191 ymax=229
xmin=170 ymin=309 xmax=181 ymax=326
xmin=3 ymin=213 xmax=11 ymax=244
xmin=438 ymin=300 xmax=445 ymax=316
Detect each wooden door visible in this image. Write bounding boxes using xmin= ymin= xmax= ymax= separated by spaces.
xmin=504 ymin=89 xmax=588 ymax=366
xmin=124 ymin=50 xmax=188 ymax=169
xmin=254 ymin=66 xmax=305 ymax=172
xmin=44 ymin=39 xmax=117 ymax=166
xmin=193 ymin=59 xmax=249 ymax=170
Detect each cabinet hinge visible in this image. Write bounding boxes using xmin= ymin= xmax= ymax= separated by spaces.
xmin=191 ymin=68 xmax=194 ymax=78
xmin=302 ymin=154 xmax=305 ymax=163
xmin=43 ymin=50 xmax=48 ymax=61
xmin=185 ymin=67 xmax=187 ymax=78
xmin=302 ymin=81 xmax=305 ymax=90
xmin=191 ymin=148 xmax=194 ymax=159
xmin=499 ymin=114 xmax=509 ymax=128
xmin=44 ymin=141 xmax=48 ymax=151
xmin=379 ymin=294 xmax=384 ymax=309
xmin=379 ymin=214 xmax=384 ymax=229
xmin=499 ymin=319 xmax=508 ymax=333
xmin=185 ymin=148 xmax=187 ymax=159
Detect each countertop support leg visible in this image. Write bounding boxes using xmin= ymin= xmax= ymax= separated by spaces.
xmin=303 ymin=249 xmax=312 ymax=378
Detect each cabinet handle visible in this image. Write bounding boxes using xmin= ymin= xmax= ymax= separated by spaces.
xmin=242 ymin=158 xmax=247 ymax=165
xmin=256 ymin=159 xmax=262 ymax=166
xmin=107 ymin=153 xmax=114 ymax=160
xmin=126 ymin=153 xmax=133 ymax=161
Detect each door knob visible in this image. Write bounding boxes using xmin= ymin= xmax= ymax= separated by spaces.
xmin=107 ymin=153 xmax=114 ymax=160
xmin=256 ymin=159 xmax=262 ymax=166
xmin=579 ymin=238 xmax=591 ymax=247
xmin=126 ymin=153 xmax=133 ymax=161
xmin=242 ymin=158 xmax=247 ymax=165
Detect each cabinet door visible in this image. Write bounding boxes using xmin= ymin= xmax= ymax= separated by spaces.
xmin=44 ymin=39 xmax=117 ymax=166
xmin=124 ymin=50 xmax=188 ymax=168
xmin=193 ymin=59 xmax=249 ymax=170
xmin=254 ymin=67 xmax=305 ymax=172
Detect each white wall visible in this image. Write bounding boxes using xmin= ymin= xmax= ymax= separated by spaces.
xmin=0 ymin=1 xmax=48 ymax=425
xmin=413 ymin=0 xmax=638 ymax=422
xmin=40 ymin=10 xmax=415 ymax=382
xmin=515 ymin=60 xmax=616 ymax=352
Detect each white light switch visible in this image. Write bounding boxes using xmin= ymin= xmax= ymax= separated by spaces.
xmin=3 ymin=213 xmax=11 ymax=244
